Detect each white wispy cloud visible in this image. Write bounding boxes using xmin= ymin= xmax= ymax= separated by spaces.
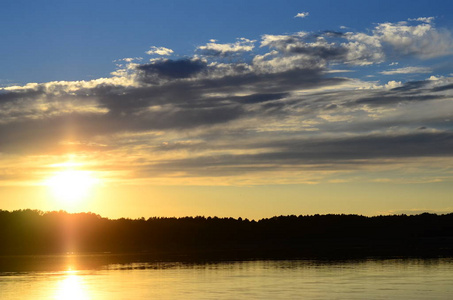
xmin=380 ymin=66 xmax=433 ymax=75
xmin=295 ymin=12 xmax=309 ymax=18
xmin=197 ymin=38 xmax=255 ymax=57
xmin=118 ymin=57 xmax=143 ymax=62
xmin=146 ymin=46 xmax=174 ymax=56
xmin=408 ymin=17 xmax=435 ymax=23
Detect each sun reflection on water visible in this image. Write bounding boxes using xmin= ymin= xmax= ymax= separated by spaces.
xmin=53 ymin=271 xmax=90 ymax=300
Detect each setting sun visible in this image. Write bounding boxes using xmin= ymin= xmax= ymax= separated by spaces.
xmin=46 ymin=170 xmax=99 ymax=204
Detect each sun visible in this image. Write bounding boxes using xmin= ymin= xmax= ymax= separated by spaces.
xmin=46 ymin=169 xmax=99 ymax=204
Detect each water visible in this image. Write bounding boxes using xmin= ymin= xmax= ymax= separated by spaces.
xmin=1 ymin=255 xmax=452 ymax=299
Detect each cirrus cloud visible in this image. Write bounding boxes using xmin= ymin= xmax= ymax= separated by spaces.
xmin=380 ymin=66 xmax=433 ymax=75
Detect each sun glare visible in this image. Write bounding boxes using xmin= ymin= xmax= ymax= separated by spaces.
xmin=54 ymin=273 xmax=89 ymax=300
xmin=46 ymin=169 xmax=99 ymax=204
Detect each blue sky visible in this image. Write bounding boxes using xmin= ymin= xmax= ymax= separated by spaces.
xmin=0 ymin=0 xmax=452 ymax=218
xmin=2 ymin=0 xmax=452 ymax=85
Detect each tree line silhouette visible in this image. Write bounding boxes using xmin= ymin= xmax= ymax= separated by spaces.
xmin=1 ymin=209 xmax=453 ymax=258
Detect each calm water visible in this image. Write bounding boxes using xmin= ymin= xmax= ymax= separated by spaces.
xmin=1 ymin=255 xmax=452 ymax=299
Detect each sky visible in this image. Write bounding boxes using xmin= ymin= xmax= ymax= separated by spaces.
xmin=1 ymin=0 xmax=452 ymax=219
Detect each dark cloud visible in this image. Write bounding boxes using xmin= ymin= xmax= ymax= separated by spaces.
xmin=248 ymin=132 xmax=453 ymax=163
xmin=0 ymin=102 xmax=247 ymax=155
xmin=228 ymin=93 xmax=289 ymax=104
xmin=140 ymin=131 xmax=453 ymax=177
xmin=0 ymin=62 xmax=352 ymax=157
xmin=0 ymin=113 xmax=102 ymax=154
xmin=1 ymin=69 xmax=451 ymax=161
xmin=92 ymin=67 xmax=348 ymax=117
xmin=0 ymin=88 xmax=44 ymax=104
xmin=290 ymin=45 xmax=348 ymax=60
xmin=355 ymin=94 xmax=444 ymax=106
xmin=273 ymin=132 xmax=453 ymax=160
xmin=263 ymin=33 xmax=349 ymax=61
xmin=197 ymin=48 xmax=228 ymax=57
xmin=320 ymin=30 xmax=345 ymax=37
xmin=432 ymin=83 xmax=453 ymax=92
xmin=391 ymin=80 xmax=430 ymax=91
xmin=196 ymin=68 xmax=347 ymax=95
xmin=136 ymin=58 xmax=207 ymax=82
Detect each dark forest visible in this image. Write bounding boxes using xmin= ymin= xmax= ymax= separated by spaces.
xmin=1 ymin=209 xmax=453 ymax=259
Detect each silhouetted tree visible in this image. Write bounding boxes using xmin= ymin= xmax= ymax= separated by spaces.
xmin=0 ymin=209 xmax=452 ymax=258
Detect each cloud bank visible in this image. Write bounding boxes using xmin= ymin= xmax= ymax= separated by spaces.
xmin=0 ymin=18 xmax=452 ymax=186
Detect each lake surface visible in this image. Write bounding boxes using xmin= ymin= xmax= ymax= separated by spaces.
xmin=1 ymin=255 xmax=452 ymax=299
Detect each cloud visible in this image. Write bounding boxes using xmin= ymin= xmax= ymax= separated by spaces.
xmin=408 ymin=17 xmax=435 ymax=24
xmin=146 ymin=46 xmax=174 ymax=56
xmin=136 ymin=58 xmax=207 ymax=82
xmin=380 ymin=66 xmax=433 ymax=75
xmin=373 ymin=20 xmax=453 ymax=59
xmin=1 ymin=17 xmax=453 ymax=185
xmin=197 ymin=38 xmax=255 ymax=57
xmin=295 ymin=12 xmax=309 ymax=18
xmin=384 ymin=80 xmax=402 ymax=89
xmin=257 ymin=16 xmax=453 ymax=68
xmin=116 ymin=57 xmax=143 ymax=63
xmin=260 ymin=32 xmax=348 ymax=59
